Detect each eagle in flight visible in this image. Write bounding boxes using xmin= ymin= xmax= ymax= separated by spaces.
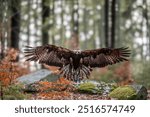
xmin=24 ymin=44 xmax=130 ymax=82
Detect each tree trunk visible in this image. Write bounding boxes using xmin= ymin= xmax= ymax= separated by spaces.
xmin=144 ymin=0 xmax=150 ymax=60
xmin=70 ymin=0 xmax=79 ymax=49
xmin=83 ymin=8 xmax=87 ymax=49
xmin=51 ymin=0 xmax=55 ymax=44
xmin=0 ymin=22 xmax=4 ymax=60
xmin=99 ymin=4 xmax=105 ymax=48
xmin=110 ymin=0 xmax=116 ymax=48
xmin=27 ymin=0 xmax=31 ymax=46
xmin=42 ymin=0 xmax=50 ymax=45
xmin=60 ymin=0 xmax=64 ymax=46
xmin=10 ymin=0 xmax=20 ymax=49
xmin=116 ymin=0 xmax=120 ymax=46
xmin=104 ymin=0 xmax=109 ymax=47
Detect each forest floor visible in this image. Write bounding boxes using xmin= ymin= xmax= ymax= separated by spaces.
xmin=25 ymin=79 xmax=111 ymax=100
xmin=25 ymin=79 xmax=150 ymax=100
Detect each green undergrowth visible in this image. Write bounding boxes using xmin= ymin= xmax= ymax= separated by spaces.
xmin=0 ymin=83 xmax=29 ymax=100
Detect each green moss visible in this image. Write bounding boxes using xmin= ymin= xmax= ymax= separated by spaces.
xmin=78 ymin=82 xmax=99 ymax=94
xmin=109 ymin=86 xmax=136 ymax=100
xmin=1 ymin=83 xmax=29 ymax=100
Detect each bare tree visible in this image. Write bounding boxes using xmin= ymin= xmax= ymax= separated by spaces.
xmin=110 ymin=0 xmax=116 ymax=48
xmin=42 ymin=0 xmax=50 ymax=45
xmin=10 ymin=0 xmax=20 ymax=49
xmin=104 ymin=0 xmax=109 ymax=47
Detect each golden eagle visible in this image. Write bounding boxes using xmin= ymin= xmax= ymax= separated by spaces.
xmin=24 ymin=44 xmax=130 ymax=82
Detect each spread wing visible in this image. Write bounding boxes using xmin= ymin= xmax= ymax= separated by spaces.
xmin=81 ymin=47 xmax=130 ymax=67
xmin=24 ymin=44 xmax=73 ymax=67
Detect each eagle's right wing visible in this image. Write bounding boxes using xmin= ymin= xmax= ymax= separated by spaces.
xmin=24 ymin=44 xmax=73 ymax=67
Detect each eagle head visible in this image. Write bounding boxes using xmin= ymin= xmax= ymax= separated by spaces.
xmin=73 ymin=50 xmax=81 ymax=54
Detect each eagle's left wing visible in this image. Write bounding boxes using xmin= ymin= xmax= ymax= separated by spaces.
xmin=81 ymin=47 xmax=130 ymax=68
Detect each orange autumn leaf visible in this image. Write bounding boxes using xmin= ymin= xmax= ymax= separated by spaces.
xmin=56 ymin=77 xmax=72 ymax=85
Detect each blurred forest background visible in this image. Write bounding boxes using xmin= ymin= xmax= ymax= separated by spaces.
xmin=0 ymin=0 xmax=150 ymax=91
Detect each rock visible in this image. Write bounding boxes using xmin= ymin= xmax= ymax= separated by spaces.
xmin=109 ymin=85 xmax=148 ymax=100
xmin=17 ymin=69 xmax=59 ymax=84
xmin=131 ymin=85 xmax=148 ymax=100
xmin=40 ymin=73 xmax=59 ymax=82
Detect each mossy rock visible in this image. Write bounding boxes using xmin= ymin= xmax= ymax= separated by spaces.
xmin=109 ymin=85 xmax=148 ymax=100
xmin=109 ymin=86 xmax=137 ymax=100
xmin=77 ymin=80 xmax=118 ymax=95
xmin=78 ymin=82 xmax=100 ymax=94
